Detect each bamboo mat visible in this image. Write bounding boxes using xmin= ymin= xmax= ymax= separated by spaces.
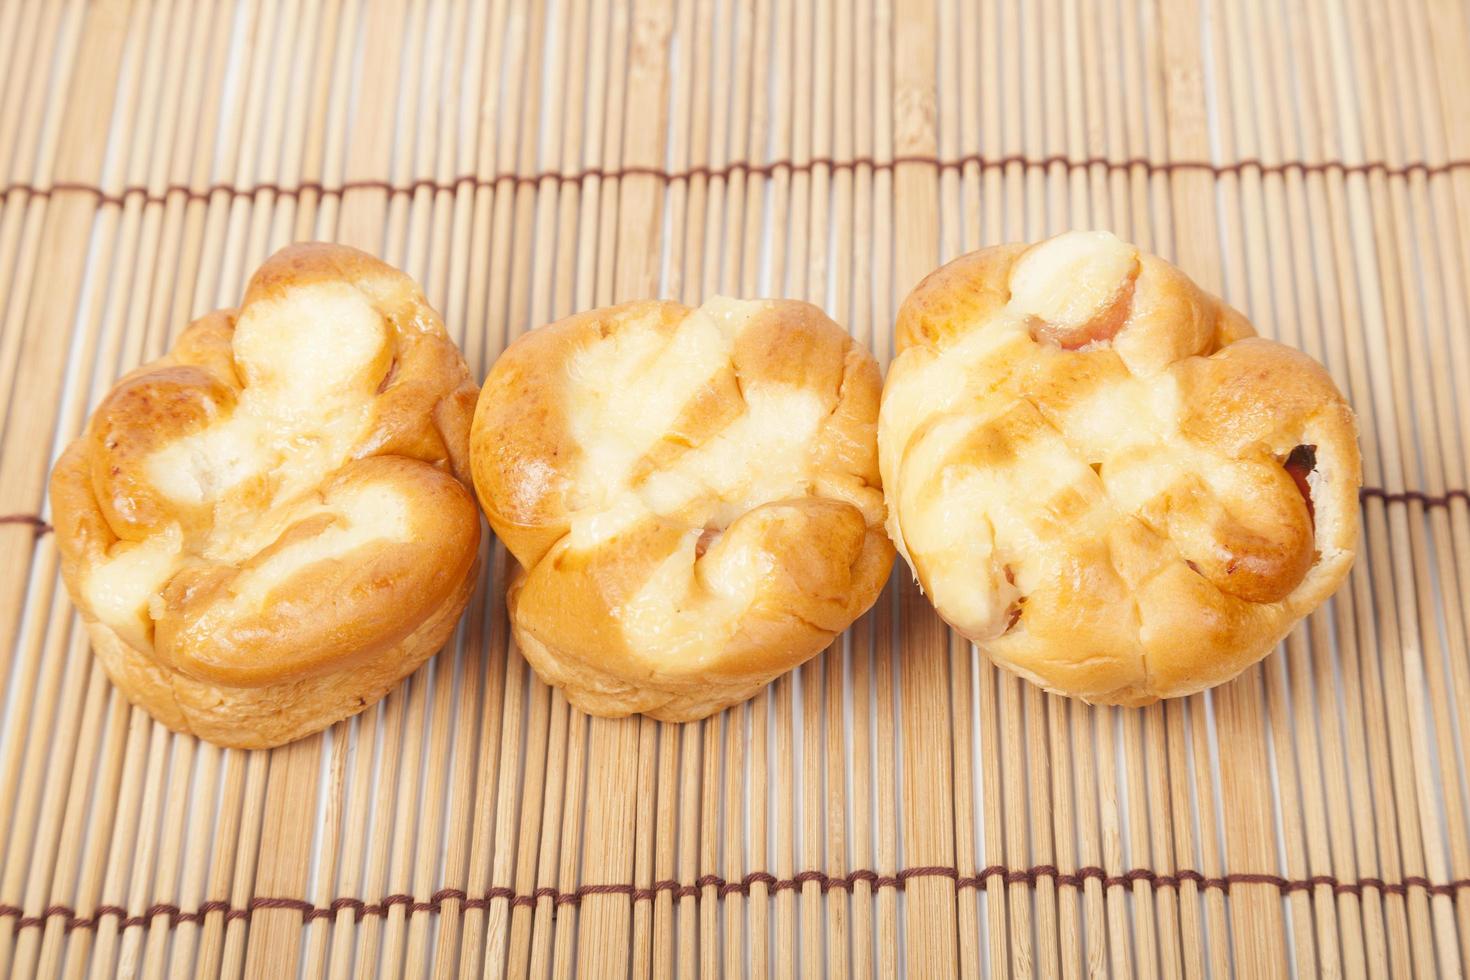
xmin=1 ymin=0 xmax=1469 ymax=976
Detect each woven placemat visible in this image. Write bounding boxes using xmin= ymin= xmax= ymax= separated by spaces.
xmin=1 ymin=0 xmax=1468 ymax=975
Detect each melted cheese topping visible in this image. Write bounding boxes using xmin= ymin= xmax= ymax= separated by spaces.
xmin=1008 ymin=229 xmax=1138 ymax=331
xmin=84 ymin=525 xmax=184 ymax=650
xmin=556 ymin=297 xmax=835 ymax=661
xmin=564 ymin=297 xmax=827 ymax=541
xmin=883 ymin=230 xmax=1327 ymax=670
xmin=209 ymin=482 xmax=412 ymax=620
xmin=84 ymin=280 xmax=405 ymax=640
xmin=883 ymin=233 xmax=1179 ymax=639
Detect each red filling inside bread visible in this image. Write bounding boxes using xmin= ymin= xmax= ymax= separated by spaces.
xmin=1284 ymin=444 xmax=1316 ymax=525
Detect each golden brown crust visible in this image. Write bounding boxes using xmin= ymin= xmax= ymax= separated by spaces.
xmin=81 ymin=551 xmax=477 ymax=749
xmin=471 ymin=297 xmax=894 ymax=721
xmin=880 ymin=231 xmax=1361 ymax=704
xmin=50 ymin=243 xmax=481 ymax=748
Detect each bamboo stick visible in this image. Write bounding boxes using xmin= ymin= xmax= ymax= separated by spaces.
xmin=0 ymin=9 xmax=138 ymax=974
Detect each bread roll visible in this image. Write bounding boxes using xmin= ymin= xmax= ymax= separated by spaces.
xmin=879 ymin=231 xmax=1360 ymax=704
xmin=471 ymin=298 xmax=893 ymax=720
xmin=50 ymin=243 xmax=481 ymax=747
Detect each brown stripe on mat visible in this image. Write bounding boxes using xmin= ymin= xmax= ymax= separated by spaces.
xmin=3 ymin=486 xmax=1465 ymax=544
xmin=3 ymin=865 xmax=1466 ymax=933
xmin=3 ymin=153 xmax=1467 ymax=210
xmin=1358 ymin=487 xmax=1470 ymax=507
xmin=0 ymin=514 xmax=52 ymax=535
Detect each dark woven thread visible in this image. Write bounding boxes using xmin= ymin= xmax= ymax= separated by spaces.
xmin=1359 ymin=487 xmax=1470 ymax=508
xmin=2 ymin=485 xmax=1461 ymax=545
xmin=1 ymin=153 xmax=1465 ymax=210
xmin=2 ymin=865 xmax=1464 ymax=932
xmin=0 ymin=514 xmax=52 ymax=536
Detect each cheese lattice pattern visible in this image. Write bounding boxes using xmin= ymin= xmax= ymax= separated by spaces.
xmin=472 ymin=298 xmax=894 ymax=721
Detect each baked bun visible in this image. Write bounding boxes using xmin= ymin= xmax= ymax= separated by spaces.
xmin=880 ymin=231 xmax=1360 ymax=705
xmin=50 ymin=243 xmax=481 ymax=748
xmin=471 ymin=298 xmax=893 ymax=721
